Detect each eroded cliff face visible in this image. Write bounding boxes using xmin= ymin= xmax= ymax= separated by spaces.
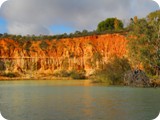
xmin=0 ymin=34 xmax=127 ymax=76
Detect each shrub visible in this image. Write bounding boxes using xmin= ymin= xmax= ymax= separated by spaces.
xmin=0 ymin=60 xmax=6 ymax=71
xmin=39 ymin=41 xmax=48 ymax=50
xmin=53 ymin=70 xmax=86 ymax=79
xmin=25 ymin=41 xmax=32 ymax=51
xmin=93 ymin=56 xmax=131 ymax=85
xmin=53 ymin=70 xmax=70 ymax=77
xmin=2 ymin=72 xmax=18 ymax=78
xmin=70 ymin=70 xmax=86 ymax=79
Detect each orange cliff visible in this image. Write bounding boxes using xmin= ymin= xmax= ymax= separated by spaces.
xmin=0 ymin=34 xmax=127 ymax=76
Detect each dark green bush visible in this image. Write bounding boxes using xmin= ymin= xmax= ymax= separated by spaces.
xmin=53 ymin=70 xmax=86 ymax=79
xmin=0 ymin=60 xmax=6 ymax=71
xmin=39 ymin=41 xmax=48 ymax=50
xmin=93 ymin=56 xmax=131 ymax=85
xmin=2 ymin=72 xmax=18 ymax=78
xmin=70 ymin=70 xmax=86 ymax=79
xmin=25 ymin=41 xmax=32 ymax=51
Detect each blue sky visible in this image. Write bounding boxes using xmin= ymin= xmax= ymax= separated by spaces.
xmin=0 ymin=0 xmax=159 ymax=35
xmin=0 ymin=17 xmax=7 ymax=33
xmin=49 ymin=25 xmax=75 ymax=34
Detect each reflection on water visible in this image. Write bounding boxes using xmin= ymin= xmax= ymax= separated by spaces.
xmin=0 ymin=80 xmax=159 ymax=120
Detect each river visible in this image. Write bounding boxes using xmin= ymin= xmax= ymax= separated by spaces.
xmin=0 ymin=80 xmax=159 ymax=120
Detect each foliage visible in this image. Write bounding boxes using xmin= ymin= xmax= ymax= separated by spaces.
xmin=0 ymin=27 xmax=126 ymax=45
xmin=93 ymin=52 xmax=102 ymax=62
xmin=93 ymin=57 xmax=131 ymax=85
xmin=127 ymin=10 xmax=160 ymax=76
xmin=97 ymin=18 xmax=123 ymax=32
xmin=70 ymin=70 xmax=86 ymax=79
xmin=4 ymin=60 xmax=15 ymax=72
xmin=91 ymin=52 xmax=103 ymax=68
xmin=0 ymin=60 xmax=6 ymax=71
xmin=81 ymin=29 xmax=88 ymax=35
xmin=53 ymin=70 xmax=86 ymax=79
xmin=147 ymin=10 xmax=160 ymax=23
xmin=53 ymin=70 xmax=70 ymax=77
xmin=25 ymin=41 xmax=32 ymax=51
xmin=2 ymin=72 xmax=18 ymax=78
xmin=39 ymin=41 xmax=49 ymax=50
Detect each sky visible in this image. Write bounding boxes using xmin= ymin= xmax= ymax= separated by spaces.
xmin=0 ymin=0 xmax=159 ymax=35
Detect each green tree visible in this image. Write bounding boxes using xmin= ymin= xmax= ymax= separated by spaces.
xmin=81 ymin=29 xmax=88 ymax=35
xmin=97 ymin=18 xmax=123 ymax=32
xmin=74 ymin=31 xmax=81 ymax=36
xmin=127 ymin=10 xmax=160 ymax=76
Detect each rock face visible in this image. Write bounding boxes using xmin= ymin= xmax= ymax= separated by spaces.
xmin=0 ymin=34 xmax=127 ymax=76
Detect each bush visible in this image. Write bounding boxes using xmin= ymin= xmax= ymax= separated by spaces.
xmin=93 ymin=56 xmax=131 ymax=85
xmin=39 ymin=41 xmax=48 ymax=50
xmin=0 ymin=60 xmax=6 ymax=71
xmin=53 ymin=70 xmax=86 ymax=79
xmin=25 ymin=41 xmax=32 ymax=51
xmin=2 ymin=72 xmax=18 ymax=78
xmin=70 ymin=70 xmax=86 ymax=79
xmin=53 ymin=70 xmax=70 ymax=77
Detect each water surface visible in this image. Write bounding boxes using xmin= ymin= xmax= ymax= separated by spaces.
xmin=0 ymin=80 xmax=159 ymax=120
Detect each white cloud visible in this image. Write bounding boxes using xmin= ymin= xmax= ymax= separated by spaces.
xmin=8 ymin=22 xmax=49 ymax=35
xmin=0 ymin=0 xmax=159 ymax=35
